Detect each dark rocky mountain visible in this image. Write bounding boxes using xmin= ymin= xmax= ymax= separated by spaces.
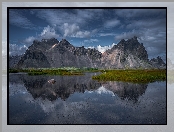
xmin=10 ymin=36 xmax=166 ymax=69
xmin=15 ymin=38 xmax=102 ymax=68
xmin=17 ymin=49 xmax=51 ymax=68
xmin=149 ymin=56 xmax=166 ymax=69
xmin=44 ymin=39 xmax=102 ymax=68
xmin=101 ymin=36 xmax=152 ymax=69
xmin=9 ymin=55 xmax=23 ymax=68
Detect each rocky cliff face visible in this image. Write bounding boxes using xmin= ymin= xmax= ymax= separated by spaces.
xmin=13 ymin=36 xmax=165 ymax=69
xmin=149 ymin=56 xmax=166 ymax=69
xmin=101 ymin=36 xmax=151 ymax=69
xmin=44 ymin=39 xmax=102 ymax=68
xmin=17 ymin=49 xmax=51 ymax=68
xmin=9 ymin=55 xmax=23 ymax=68
xmin=16 ymin=38 xmax=102 ymax=68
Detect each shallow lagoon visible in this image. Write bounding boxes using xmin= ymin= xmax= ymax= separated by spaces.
xmin=9 ymin=73 xmax=166 ymax=124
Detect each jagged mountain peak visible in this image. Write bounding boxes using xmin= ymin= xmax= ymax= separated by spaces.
xmin=60 ymin=38 xmax=68 ymax=42
xmin=59 ymin=39 xmax=73 ymax=47
xmin=101 ymin=36 xmax=150 ymax=69
xmin=105 ymin=36 xmax=146 ymax=58
xmin=111 ymin=36 xmax=140 ymax=50
xmin=133 ymin=36 xmax=138 ymax=40
xmin=41 ymin=37 xmax=58 ymax=41
xmin=33 ymin=38 xmax=59 ymax=44
xmin=149 ymin=56 xmax=166 ymax=69
xmin=28 ymin=38 xmax=59 ymax=52
xmin=150 ymin=56 xmax=164 ymax=63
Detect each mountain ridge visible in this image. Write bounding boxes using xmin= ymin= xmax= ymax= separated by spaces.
xmin=9 ymin=37 xmax=166 ymax=69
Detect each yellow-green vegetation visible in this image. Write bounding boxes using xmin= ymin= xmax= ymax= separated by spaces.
xmin=9 ymin=68 xmax=84 ymax=76
xmin=9 ymin=67 xmax=101 ymax=76
xmin=92 ymin=69 xmax=166 ymax=83
xmin=80 ymin=67 xmax=100 ymax=72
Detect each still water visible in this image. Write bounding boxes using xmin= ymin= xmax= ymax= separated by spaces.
xmin=9 ymin=73 xmax=166 ymax=124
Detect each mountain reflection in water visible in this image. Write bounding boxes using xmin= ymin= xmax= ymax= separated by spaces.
xmin=102 ymin=82 xmax=147 ymax=103
xmin=9 ymin=73 xmax=166 ymax=124
xmin=12 ymin=73 xmax=147 ymax=102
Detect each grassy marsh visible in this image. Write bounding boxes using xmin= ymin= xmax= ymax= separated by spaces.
xmin=9 ymin=68 xmax=166 ymax=83
xmin=9 ymin=68 xmax=84 ymax=76
xmin=92 ymin=69 xmax=166 ymax=83
xmin=9 ymin=67 xmax=99 ymax=76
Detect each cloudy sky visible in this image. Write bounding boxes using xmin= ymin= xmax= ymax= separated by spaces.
xmin=9 ymin=8 xmax=166 ymax=61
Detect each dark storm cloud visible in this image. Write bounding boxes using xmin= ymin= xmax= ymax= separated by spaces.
xmin=31 ymin=9 xmax=103 ymax=28
xmin=9 ymin=9 xmax=36 ymax=30
xmin=115 ymin=9 xmax=166 ymax=19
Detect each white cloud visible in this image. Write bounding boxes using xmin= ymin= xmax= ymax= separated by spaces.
xmin=62 ymin=23 xmax=90 ymax=38
xmin=74 ymin=31 xmax=90 ymax=38
xmin=85 ymin=46 xmax=95 ymax=49
xmin=84 ymin=39 xmax=99 ymax=43
xmin=40 ymin=25 xmax=59 ymax=39
xmin=23 ymin=25 xmax=60 ymax=45
xmin=9 ymin=43 xmax=28 ymax=56
xmin=96 ymin=86 xmax=115 ymax=96
xmin=99 ymin=33 xmax=116 ymax=37
xmin=104 ymin=19 xmax=120 ymax=28
xmin=24 ymin=36 xmax=35 ymax=44
xmin=97 ymin=43 xmax=116 ymax=53
xmin=63 ymin=23 xmax=80 ymax=37
xmin=85 ymin=85 xmax=115 ymax=96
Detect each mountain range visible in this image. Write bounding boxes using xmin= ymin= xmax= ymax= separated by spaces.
xmin=9 ymin=36 xmax=166 ymax=69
